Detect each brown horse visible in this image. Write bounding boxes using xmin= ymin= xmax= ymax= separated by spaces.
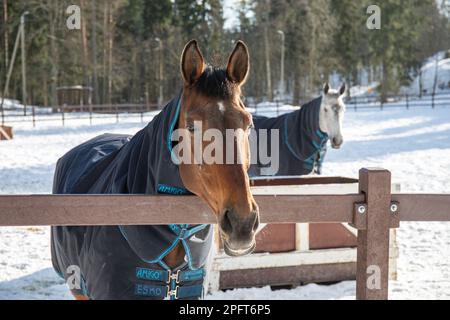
xmin=175 ymin=40 xmax=260 ymax=259
xmin=162 ymin=40 xmax=260 ymax=268
xmin=51 ymin=40 xmax=259 ymax=300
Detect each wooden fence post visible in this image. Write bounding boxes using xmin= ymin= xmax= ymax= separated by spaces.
xmin=61 ymin=104 xmax=65 ymax=126
xmin=89 ymin=104 xmax=93 ymax=125
xmin=32 ymin=105 xmax=36 ymax=127
xmin=1 ymin=102 xmax=4 ymax=126
xmin=355 ymin=168 xmax=392 ymax=300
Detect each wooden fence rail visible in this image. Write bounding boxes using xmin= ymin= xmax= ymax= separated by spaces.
xmin=0 ymin=168 xmax=449 ymax=300
xmin=0 ymin=193 xmax=448 ymax=226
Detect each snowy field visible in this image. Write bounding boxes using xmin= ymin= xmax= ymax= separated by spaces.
xmin=0 ymin=104 xmax=450 ymax=300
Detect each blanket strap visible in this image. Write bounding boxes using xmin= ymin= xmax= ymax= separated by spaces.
xmin=135 ymin=267 xmax=205 ymax=299
xmin=135 ymin=283 xmax=203 ymax=299
xmin=136 ymin=267 xmax=204 ymax=284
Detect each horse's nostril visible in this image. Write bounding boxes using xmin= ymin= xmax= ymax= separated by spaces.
xmin=221 ymin=209 xmax=233 ymax=234
xmin=333 ymin=137 xmax=343 ymax=146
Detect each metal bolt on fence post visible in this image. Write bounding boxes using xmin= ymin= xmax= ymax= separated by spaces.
xmin=358 ymin=205 xmax=367 ymax=214
xmin=390 ymin=203 xmax=398 ymax=214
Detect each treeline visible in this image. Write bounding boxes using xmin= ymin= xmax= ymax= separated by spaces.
xmin=0 ymin=0 xmax=449 ymax=107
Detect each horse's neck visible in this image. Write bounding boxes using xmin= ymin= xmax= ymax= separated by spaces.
xmin=164 ymin=242 xmax=186 ymax=269
xmin=295 ymin=97 xmax=322 ymax=135
xmin=318 ymin=98 xmax=327 ymax=134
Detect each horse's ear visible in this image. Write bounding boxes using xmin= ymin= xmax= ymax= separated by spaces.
xmin=181 ymin=40 xmax=205 ymax=85
xmin=339 ymin=83 xmax=346 ymax=96
xmin=226 ymin=41 xmax=250 ymax=85
xmin=323 ymin=83 xmax=330 ymax=95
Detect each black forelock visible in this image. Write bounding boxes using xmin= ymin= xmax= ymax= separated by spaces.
xmin=192 ymin=66 xmax=235 ymax=99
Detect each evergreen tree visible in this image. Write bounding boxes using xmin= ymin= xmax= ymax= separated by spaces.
xmin=1 ymin=0 xmax=449 ymax=106
xmin=331 ymin=0 xmax=369 ymax=90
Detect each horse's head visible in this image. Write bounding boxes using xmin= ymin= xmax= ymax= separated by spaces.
xmin=176 ymin=40 xmax=259 ymax=256
xmin=320 ymin=83 xmax=347 ymax=149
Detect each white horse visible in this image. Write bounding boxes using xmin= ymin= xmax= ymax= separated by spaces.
xmin=250 ymin=82 xmax=347 ymax=177
xmin=320 ymin=83 xmax=346 ymax=149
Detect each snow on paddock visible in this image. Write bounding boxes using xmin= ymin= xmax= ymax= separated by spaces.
xmin=0 ymin=106 xmax=449 ymax=300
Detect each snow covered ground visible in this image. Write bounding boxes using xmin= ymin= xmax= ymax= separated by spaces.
xmin=328 ymin=51 xmax=450 ymax=98
xmin=0 ymin=103 xmax=449 ymax=300
xmin=408 ymin=52 xmax=450 ymax=95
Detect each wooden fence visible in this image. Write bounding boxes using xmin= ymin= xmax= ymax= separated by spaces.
xmin=247 ymin=92 xmax=450 ymax=114
xmin=2 ymin=92 xmax=450 ymax=128
xmin=345 ymin=92 xmax=450 ymax=110
xmin=0 ymin=168 xmax=449 ymax=300
xmin=0 ymin=103 xmax=160 ymax=127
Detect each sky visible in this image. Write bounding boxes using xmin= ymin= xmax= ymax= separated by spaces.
xmin=223 ymin=0 xmax=240 ymax=29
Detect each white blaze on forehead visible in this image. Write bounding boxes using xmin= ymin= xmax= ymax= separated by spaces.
xmin=218 ymin=101 xmax=225 ymax=114
xmin=327 ymin=89 xmax=339 ymax=95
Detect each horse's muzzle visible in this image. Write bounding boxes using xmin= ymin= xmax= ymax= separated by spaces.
xmin=223 ymin=240 xmax=256 ymax=257
xmin=332 ymin=136 xmax=344 ymax=149
xmin=219 ymin=207 xmax=259 ymax=256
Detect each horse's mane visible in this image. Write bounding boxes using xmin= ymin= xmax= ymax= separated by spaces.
xmin=193 ymin=66 xmax=234 ymax=99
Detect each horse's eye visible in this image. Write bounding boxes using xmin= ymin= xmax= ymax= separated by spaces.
xmin=248 ymin=123 xmax=254 ymax=130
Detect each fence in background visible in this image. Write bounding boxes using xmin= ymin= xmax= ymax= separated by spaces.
xmin=1 ymin=92 xmax=450 ymax=127
xmin=345 ymin=92 xmax=450 ymax=110
xmin=0 ymin=168 xmax=449 ymax=300
xmin=248 ymin=92 xmax=450 ymax=116
xmin=0 ymin=103 xmax=160 ymax=127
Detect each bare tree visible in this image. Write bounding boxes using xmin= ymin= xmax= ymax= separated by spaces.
xmin=3 ymin=0 xmax=8 ymax=72
xmin=91 ymin=0 xmax=99 ymax=104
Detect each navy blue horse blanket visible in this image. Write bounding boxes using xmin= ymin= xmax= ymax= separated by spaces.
xmin=51 ymin=94 xmax=328 ymax=300
xmin=249 ymin=97 xmax=329 ymax=177
xmin=51 ymin=96 xmax=213 ymax=300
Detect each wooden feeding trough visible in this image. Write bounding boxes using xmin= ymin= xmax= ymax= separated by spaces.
xmin=0 ymin=125 xmax=13 ymax=140
xmin=207 ymin=176 xmax=400 ymax=292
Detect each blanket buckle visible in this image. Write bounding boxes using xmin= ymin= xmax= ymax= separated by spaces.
xmin=166 ymin=270 xmax=181 ymax=284
xmin=166 ymin=285 xmax=179 ymax=299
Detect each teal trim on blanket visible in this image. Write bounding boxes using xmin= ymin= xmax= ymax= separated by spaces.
xmin=283 ymin=115 xmax=329 ymax=162
xmin=157 ymin=184 xmax=189 ymax=195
